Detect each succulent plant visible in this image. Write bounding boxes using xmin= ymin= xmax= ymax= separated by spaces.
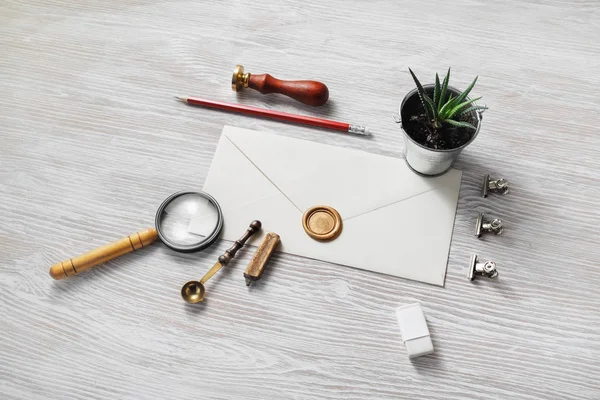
xmin=408 ymin=68 xmax=487 ymax=130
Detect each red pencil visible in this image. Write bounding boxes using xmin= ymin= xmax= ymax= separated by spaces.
xmin=175 ymin=96 xmax=371 ymax=136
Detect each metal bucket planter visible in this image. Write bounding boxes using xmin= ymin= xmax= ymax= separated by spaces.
xmin=398 ymin=84 xmax=482 ymax=176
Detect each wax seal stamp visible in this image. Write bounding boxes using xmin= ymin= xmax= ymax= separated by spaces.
xmin=232 ymin=64 xmax=329 ymax=106
xmin=302 ymin=205 xmax=342 ymax=241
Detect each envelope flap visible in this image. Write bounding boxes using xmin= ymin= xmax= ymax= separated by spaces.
xmin=191 ymin=129 xmax=303 ymax=238
xmin=224 ymin=126 xmax=461 ymax=218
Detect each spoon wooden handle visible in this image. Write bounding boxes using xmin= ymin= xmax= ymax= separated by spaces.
xmin=49 ymin=228 xmax=158 ymax=280
xmin=248 ymin=74 xmax=329 ymax=106
xmin=218 ymin=220 xmax=262 ymax=266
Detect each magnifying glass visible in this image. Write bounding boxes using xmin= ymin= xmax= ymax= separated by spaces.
xmin=49 ymin=191 xmax=224 ymax=280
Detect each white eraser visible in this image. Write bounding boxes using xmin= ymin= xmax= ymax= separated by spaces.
xmin=396 ymin=303 xmax=434 ymax=359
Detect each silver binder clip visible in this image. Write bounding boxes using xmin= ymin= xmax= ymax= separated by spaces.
xmin=468 ymin=254 xmax=498 ymax=281
xmin=482 ymin=174 xmax=509 ymax=197
xmin=476 ymin=212 xmax=503 ymax=237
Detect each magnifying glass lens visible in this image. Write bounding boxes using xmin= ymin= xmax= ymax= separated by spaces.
xmin=156 ymin=192 xmax=222 ymax=252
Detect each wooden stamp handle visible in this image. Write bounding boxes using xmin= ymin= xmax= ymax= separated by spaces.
xmin=248 ymin=74 xmax=329 ymax=106
xmin=218 ymin=220 xmax=262 ymax=266
xmin=49 ymin=228 xmax=158 ymax=280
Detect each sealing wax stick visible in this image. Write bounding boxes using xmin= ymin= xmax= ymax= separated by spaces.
xmin=244 ymin=232 xmax=280 ymax=286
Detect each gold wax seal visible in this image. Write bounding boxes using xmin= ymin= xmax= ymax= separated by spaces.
xmin=302 ymin=205 xmax=342 ymax=241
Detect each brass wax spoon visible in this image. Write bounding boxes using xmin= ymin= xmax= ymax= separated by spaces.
xmin=181 ymin=220 xmax=261 ymax=303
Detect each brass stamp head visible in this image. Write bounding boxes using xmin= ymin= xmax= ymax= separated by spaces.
xmin=232 ymin=64 xmax=250 ymax=92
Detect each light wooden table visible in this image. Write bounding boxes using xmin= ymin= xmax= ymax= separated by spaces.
xmin=1 ymin=1 xmax=599 ymax=399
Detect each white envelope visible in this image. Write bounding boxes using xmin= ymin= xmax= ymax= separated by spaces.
xmin=190 ymin=126 xmax=462 ymax=286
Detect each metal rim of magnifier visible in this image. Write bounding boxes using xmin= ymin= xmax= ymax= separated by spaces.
xmin=155 ymin=191 xmax=224 ymax=253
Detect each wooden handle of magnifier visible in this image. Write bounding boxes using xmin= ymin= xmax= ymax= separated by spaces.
xmin=49 ymin=228 xmax=158 ymax=280
xmin=248 ymin=74 xmax=329 ymax=106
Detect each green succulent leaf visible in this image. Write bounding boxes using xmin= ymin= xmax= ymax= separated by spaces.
xmin=448 ymin=97 xmax=482 ymax=118
xmin=444 ymin=119 xmax=477 ymax=130
xmin=423 ymin=93 xmax=437 ymax=120
xmin=459 ymin=105 xmax=488 ymax=116
xmin=438 ymin=95 xmax=455 ymax=118
xmin=408 ymin=68 xmax=433 ymax=119
xmin=453 ymin=76 xmax=478 ymax=105
xmin=438 ymin=67 xmax=450 ymax=109
xmin=434 ymin=73 xmax=440 ymax=106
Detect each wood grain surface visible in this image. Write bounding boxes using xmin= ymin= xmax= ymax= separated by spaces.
xmin=1 ymin=0 xmax=599 ymax=399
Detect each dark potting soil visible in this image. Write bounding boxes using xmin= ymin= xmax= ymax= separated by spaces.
xmin=401 ymin=91 xmax=478 ymax=150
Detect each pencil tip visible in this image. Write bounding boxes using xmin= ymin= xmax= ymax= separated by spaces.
xmin=174 ymin=96 xmax=186 ymax=102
